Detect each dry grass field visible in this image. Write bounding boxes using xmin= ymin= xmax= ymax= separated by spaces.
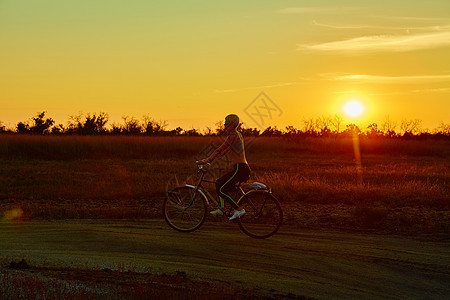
xmin=0 ymin=135 xmax=449 ymax=298
xmin=1 ymin=135 xmax=448 ymax=234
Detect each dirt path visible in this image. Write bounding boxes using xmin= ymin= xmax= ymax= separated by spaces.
xmin=0 ymin=219 xmax=449 ymax=299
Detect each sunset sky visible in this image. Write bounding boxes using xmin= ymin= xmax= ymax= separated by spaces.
xmin=1 ymin=0 xmax=449 ymax=131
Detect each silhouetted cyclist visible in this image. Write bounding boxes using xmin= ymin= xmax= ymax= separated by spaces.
xmin=199 ymin=114 xmax=250 ymax=220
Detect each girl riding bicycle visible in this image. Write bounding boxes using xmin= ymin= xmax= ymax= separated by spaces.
xmin=199 ymin=114 xmax=250 ymax=220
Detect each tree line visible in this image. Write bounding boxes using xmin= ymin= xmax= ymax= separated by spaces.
xmin=0 ymin=111 xmax=449 ymax=138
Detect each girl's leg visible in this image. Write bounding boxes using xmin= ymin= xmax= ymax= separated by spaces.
xmin=216 ymin=165 xmax=240 ymax=209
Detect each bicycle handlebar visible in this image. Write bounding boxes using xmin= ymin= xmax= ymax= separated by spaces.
xmin=195 ymin=160 xmax=211 ymax=172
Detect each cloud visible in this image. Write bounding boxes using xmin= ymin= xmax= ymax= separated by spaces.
xmin=369 ymin=87 xmax=450 ymax=96
xmin=298 ymin=30 xmax=450 ymax=53
xmin=214 ymin=82 xmax=296 ymax=93
xmin=324 ymin=73 xmax=450 ymax=83
xmin=312 ymin=20 xmax=385 ymax=30
xmin=311 ymin=20 xmax=450 ymax=31
xmin=378 ymin=16 xmax=450 ymax=22
xmin=277 ymin=7 xmax=356 ymax=14
xmin=413 ymin=87 xmax=450 ymax=93
xmin=334 ymin=90 xmax=358 ymax=94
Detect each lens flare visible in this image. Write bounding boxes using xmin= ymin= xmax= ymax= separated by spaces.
xmin=3 ymin=208 xmax=24 ymax=222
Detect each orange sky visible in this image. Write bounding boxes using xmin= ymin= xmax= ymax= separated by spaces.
xmin=1 ymin=0 xmax=449 ymax=131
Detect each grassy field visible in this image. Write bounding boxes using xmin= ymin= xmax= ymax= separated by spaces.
xmin=0 ymin=135 xmax=449 ymax=234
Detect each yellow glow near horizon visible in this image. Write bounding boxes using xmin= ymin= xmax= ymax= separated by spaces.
xmin=344 ymin=101 xmax=364 ymax=118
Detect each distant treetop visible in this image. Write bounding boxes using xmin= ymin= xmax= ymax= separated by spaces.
xmin=1 ymin=112 xmax=449 ymax=139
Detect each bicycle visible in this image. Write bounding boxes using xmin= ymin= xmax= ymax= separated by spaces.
xmin=163 ymin=161 xmax=283 ymax=239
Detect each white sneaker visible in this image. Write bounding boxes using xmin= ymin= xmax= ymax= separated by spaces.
xmin=210 ymin=209 xmax=223 ymax=216
xmin=229 ymin=209 xmax=245 ymax=220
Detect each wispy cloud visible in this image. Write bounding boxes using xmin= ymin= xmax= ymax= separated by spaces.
xmin=311 ymin=20 xmax=449 ymax=31
xmin=277 ymin=7 xmax=357 ymax=14
xmin=214 ymin=82 xmax=297 ymax=93
xmin=312 ymin=20 xmax=387 ymax=30
xmin=369 ymin=87 xmax=450 ymax=96
xmin=324 ymin=73 xmax=450 ymax=83
xmin=413 ymin=87 xmax=450 ymax=93
xmin=298 ymin=30 xmax=450 ymax=53
xmin=334 ymin=90 xmax=358 ymax=94
xmin=377 ymin=16 xmax=450 ymax=22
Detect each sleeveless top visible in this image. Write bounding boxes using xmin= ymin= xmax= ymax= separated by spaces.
xmin=228 ymin=131 xmax=247 ymax=164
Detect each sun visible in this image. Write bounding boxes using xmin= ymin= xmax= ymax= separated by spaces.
xmin=344 ymin=101 xmax=364 ymax=117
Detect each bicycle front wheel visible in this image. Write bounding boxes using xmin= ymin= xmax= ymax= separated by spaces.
xmin=163 ymin=186 xmax=207 ymax=232
xmin=238 ymin=191 xmax=283 ymax=239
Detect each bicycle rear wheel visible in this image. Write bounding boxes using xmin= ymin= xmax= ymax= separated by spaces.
xmin=238 ymin=191 xmax=283 ymax=239
xmin=163 ymin=186 xmax=207 ymax=232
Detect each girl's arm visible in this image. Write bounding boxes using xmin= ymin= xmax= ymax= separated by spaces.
xmin=205 ymin=135 xmax=235 ymax=163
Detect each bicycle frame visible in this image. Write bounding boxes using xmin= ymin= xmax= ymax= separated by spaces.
xmin=186 ymin=165 xmax=250 ymax=217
